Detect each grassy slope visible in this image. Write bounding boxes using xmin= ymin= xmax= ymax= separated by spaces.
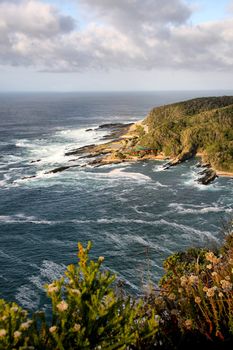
xmin=138 ymin=96 xmax=233 ymax=172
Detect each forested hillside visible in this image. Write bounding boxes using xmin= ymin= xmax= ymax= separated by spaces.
xmin=139 ymin=97 xmax=233 ymax=172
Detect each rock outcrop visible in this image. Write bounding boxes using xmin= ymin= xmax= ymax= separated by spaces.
xmin=197 ymin=168 xmax=218 ymax=185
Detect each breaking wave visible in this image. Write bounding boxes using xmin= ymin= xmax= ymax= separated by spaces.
xmin=168 ymin=203 xmax=233 ymax=215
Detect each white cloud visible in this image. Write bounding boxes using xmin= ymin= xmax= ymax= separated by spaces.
xmin=227 ymin=0 xmax=233 ymax=12
xmin=0 ymin=0 xmax=75 ymax=37
xmin=0 ymin=0 xmax=233 ymax=72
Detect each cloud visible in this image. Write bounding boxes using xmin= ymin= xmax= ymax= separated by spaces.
xmin=0 ymin=0 xmax=75 ymax=37
xmin=228 ymin=0 xmax=233 ymax=12
xmin=79 ymin=0 xmax=192 ymax=41
xmin=80 ymin=0 xmax=191 ymax=27
xmin=0 ymin=0 xmax=233 ymax=72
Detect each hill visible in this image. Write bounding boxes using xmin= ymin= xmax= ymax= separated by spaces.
xmin=138 ymin=96 xmax=233 ymax=173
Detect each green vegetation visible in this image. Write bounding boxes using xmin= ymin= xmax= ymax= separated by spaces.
xmin=138 ymin=96 xmax=233 ymax=172
xmin=0 ymin=231 xmax=233 ymax=349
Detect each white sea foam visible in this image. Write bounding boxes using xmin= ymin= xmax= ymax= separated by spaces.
xmin=152 ymin=164 xmax=167 ymax=172
xmin=9 ymin=126 xmax=113 ymax=185
xmin=132 ymin=205 xmax=155 ymax=218
xmin=0 ymin=213 xmax=225 ymax=246
xmin=16 ymin=285 xmax=40 ymax=310
xmin=14 ymin=170 xmax=59 ymax=186
xmin=168 ymin=202 xmax=232 ymax=215
xmin=104 ymin=232 xmax=127 ymax=248
xmin=16 ymin=260 xmax=66 ymax=309
xmin=59 ymin=168 xmax=151 ymax=188
xmin=107 ymin=168 xmax=151 ymax=181
xmin=0 ymin=179 xmax=7 ymax=187
xmin=29 ymin=260 xmax=66 ymax=291
xmin=16 ymin=139 xmax=32 ymax=148
xmin=154 ymin=181 xmax=168 ymax=187
xmin=3 ymin=155 xmax=23 ymax=164
xmin=99 ymin=215 xmax=217 ymax=244
xmin=0 ymin=214 xmax=60 ymax=225
xmin=97 ymin=218 xmax=152 ymax=225
xmin=183 ymin=169 xmax=224 ymax=191
xmin=159 ymin=219 xmax=218 ymax=243
xmin=48 ymin=239 xmax=74 ymax=248
xmin=0 ymin=173 xmax=13 ymax=188
xmin=14 ymin=128 xmax=97 ymax=160
xmin=145 ymin=181 xmax=168 ymax=189
xmin=56 ymin=127 xmax=108 ymax=146
xmin=124 ymin=234 xmax=173 ymax=254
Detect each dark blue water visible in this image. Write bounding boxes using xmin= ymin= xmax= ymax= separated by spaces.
xmin=0 ymin=91 xmax=232 ymax=311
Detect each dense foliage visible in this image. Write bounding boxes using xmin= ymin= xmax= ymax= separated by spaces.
xmin=0 ymin=232 xmax=232 ymax=349
xmin=139 ymin=97 xmax=233 ymax=172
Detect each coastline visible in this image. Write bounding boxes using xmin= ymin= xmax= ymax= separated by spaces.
xmin=90 ymin=123 xmax=233 ymax=179
xmin=24 ymin=119 xmax=233 ymax=181
xmin=215 ymin=170 xmax=233 ymax=178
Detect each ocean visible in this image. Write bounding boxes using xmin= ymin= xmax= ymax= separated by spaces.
xmin=0 ymin=91 xmax=232 ymax=311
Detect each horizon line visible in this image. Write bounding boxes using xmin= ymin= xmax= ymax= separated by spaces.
xmin=0 ymin=89 xmax=233 ymax=94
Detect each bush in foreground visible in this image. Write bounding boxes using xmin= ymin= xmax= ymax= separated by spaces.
xmin=0 ymin=234 xmax=232 ymax=349
xmin=0 ymin=242 xmax=158 ymax=350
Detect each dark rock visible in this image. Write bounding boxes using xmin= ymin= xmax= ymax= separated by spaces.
xmin=196 ymin=161 xmax=211 ymax=169
xmin=79 ymin=151 xmax=111 ymax=159
xmin=45 ymin=166 xmax=71 ymax=174
xmin=197 ymin=169 xmax=218 ymax=185
xmin=21 ymin=175 xmax=36 ymax=180
xmin=97 ymin=123 xmax=133 ymax=129
xmin=85 ymin=128 xmax=93 ymax=132
xmin=68 ymin=158 xmax=79 ymax=162
xmin=162 ymin=162 xmax=172 ymax=170
xmin=198 ymin=169 xmax=208 ymax=176
xmin=163 ymin=148 xmax=197 ymax=169
xmin=19 ymin=163 xmax=80 ymax=181
xmin=86 ymin=158 xmax=129 ymax=168
xmin=202 ymin=163 xmax=211 ymax=168
xmin=45 ymin=164 xmax=80 ymax=174
xmin=65 ymin=144 xmax=96 ymax=156
xmin=163 ymin=158 xmax=182 ymax=169
xmin=30 ymin=159 xmax=41 ymax=163
xmin=97 ymin=123 xmax=134 ymax=141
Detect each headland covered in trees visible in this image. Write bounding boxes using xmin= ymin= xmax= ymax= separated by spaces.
xmin=38 ymin=96 xmax=233 ymax=186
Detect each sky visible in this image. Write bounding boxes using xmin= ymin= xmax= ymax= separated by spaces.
xmin=0 ymin=0 xmax=233 ymax=92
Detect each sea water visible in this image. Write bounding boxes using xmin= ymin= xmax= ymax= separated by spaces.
xmin=0 ymin=91 xmax=232 ymax=311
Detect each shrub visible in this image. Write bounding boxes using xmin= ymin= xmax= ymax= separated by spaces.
xmin=0 ymin=300 xmax=33 ymax=350
xmin=0 ymin=232 xmax=232 ymax=349
xmin=153 ymin=234 xmax=233 ymax=347
xmin=0 ymin=242 xmax=158 ymax=350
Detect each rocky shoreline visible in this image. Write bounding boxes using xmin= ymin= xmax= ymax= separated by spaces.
xmin=23 ymin=121 xmax=233 ymax=185
xmin=67 ymin=122 xmax=230 ymax=185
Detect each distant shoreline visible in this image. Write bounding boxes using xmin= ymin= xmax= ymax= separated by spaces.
xmin=86 ymin=121 xmax=233 ymax=179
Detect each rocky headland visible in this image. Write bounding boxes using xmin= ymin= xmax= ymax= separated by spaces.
xmin=26 ymin=96 xmax=233 ymax=185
